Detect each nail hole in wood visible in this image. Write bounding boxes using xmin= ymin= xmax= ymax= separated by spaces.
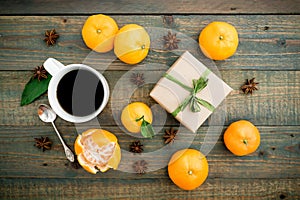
xmin=290 ymin=134 xmax=294 ymax=137
xmin=258 ymin=151 xmax=265 ymax=156
xmin=63 ymin=19 xmax=67 ymax=23
xmin=279 ymin=193 xmax=287 ymax=199
xmin=271 ymin=147 xmax=276 ymax=151
xmin=42 ymin=163 xmax=48 ymax=166
xmin=263 ymin=26 xmax=269 ymax=31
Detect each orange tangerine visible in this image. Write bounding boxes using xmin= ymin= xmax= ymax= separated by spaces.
xmin=74 ymin=129 xmax=121 ymax=174
xmin=121 ymin=102 xmax=152 ymax=133
xmin=114 ymin=24 xmax=150 ymax=64
xmin=224 ymin=120 xmax=260 ymax=156
xmin=199 ymin=21 xmax=239 ymax=60
xmin=82 ymin=14 xmax=119 ymax=53
xmin=168 ymin=149 xmax=209 ymax=190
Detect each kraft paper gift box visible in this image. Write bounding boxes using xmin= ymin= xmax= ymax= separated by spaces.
xmin=150 ymin=51 xmax=233 ymax=133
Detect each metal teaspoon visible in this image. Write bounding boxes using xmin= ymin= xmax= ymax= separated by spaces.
xmin=38 ymin=104 xmax=75 ymax=162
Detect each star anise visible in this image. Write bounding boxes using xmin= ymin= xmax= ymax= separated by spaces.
xmin=33 ymin=65 xmax=48 ymax=81
xmin=241 ymin=78 xmax=259 ymax=95
xmin=163 ymin=31 xmax=180 ymax=50
xmin=163 ymin=127 xmax=178 ymax=144
xmin=129 ymin=140 xmax=144 ymax=153
xmin=34 ymin=136 xmax=52 ymax=151
xmin=44 ymin=29 xmax=59 ymax=46
xmin=130 ymin=73 xmax=145 ymax=87
xmin=133 ymin=160 xmax=148 ymax=174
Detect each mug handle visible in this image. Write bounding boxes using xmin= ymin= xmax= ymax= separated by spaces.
xmin=43 ymin=58 xmax=65 ymax=76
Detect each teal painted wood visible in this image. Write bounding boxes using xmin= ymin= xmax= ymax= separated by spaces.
xmin=0 ymin=15 xmax=299 ymax=71
xmin=0 ymin=5 xmax=299 ymax=199
xmin=0 ymin=178 xmax=299 ymax=199
xmin=0 ymin=70 xmax=299 ymax=126
xmin=0 ymin=0 xmax=299 ymax=14
xmin=0 ymin=126 xmax=299 ymax=179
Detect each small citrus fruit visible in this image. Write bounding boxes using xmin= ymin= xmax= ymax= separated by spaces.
xmin=121 ymin=102 xmax=152 ymax=133
xmin=168 ymin=149 xmax=209 ymax=190
xmin=224 ymin=120 xmax=260 ymax=156
xmin=114 ymin=24 xmax=150 ymax=64
xmin=82 ymin=14 xmax=119 ymax=53
xmin=199 ymin=21 xmax=239 ymax=60
xmin=74 ymin=129 xmax=121 ymax=174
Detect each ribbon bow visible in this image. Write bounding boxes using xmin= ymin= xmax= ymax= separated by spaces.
xmin=163 ymin=69 xmax=215 ymax=117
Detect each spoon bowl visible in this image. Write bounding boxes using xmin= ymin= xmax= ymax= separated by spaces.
xmin=38 ymin=104 xmax=57 ymax=123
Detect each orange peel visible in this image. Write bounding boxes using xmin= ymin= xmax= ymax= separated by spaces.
xmin=74 ymin=129 xmax=121 ymax=174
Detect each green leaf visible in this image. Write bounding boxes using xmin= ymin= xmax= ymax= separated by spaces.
xmin=140 ymin=120 xmax=155 ymax=138
xmin=20 ymin=75 xmax=52 ymax=106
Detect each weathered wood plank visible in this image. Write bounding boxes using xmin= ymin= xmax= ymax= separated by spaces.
xmin=0 ymin=126 xmax=299 ymax=179
xmin=0 ymin=70 xmax=299 ymax=126
xmin=0 ymin=0 xmax=299 ymax=14
xmin=0 ymin=15 xmax=299 ymax=71
xmin=0 ymin=177 xmax=299 ymax=199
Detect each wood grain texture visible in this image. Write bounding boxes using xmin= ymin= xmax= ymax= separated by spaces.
xmin=0 ymin=15 xmax=299 ymax=71
xmin=1 ymin=178 xmax=299 ymax=199
xmin=0 ymin=4 xmax=299 ymax=199
xmin=0 ymin=126 xmax=299 ymax=179
xmin=0 ymin=70 xmax=299 ymax=126
xmin=0 ymin=0 xmax=299 ymax=14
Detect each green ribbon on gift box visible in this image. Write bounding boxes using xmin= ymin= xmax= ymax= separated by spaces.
xmin=163 ymin=69 xmax=215 ymax=117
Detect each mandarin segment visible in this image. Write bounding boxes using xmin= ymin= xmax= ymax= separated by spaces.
xmin=77 ymin=153 xmax=99 ymax=174
xmin=107 ymin=144 xmax=121 ymax=170
xmin=74 ymin=129 xmax=121 ymax=174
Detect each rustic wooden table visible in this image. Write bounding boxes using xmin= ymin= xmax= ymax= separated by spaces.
xmin=1 ymin=1 xmax=300 ymax=199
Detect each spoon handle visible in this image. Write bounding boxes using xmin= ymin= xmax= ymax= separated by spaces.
xmin=51 ymin=122 xmax=75 ymax=162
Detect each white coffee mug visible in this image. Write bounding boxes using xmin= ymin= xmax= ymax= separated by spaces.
xmin=43 ymin=58 xmax=109 ymax=123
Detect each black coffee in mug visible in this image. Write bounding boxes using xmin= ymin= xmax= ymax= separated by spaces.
xmin=56 ymin=69 xmax=104 ymax=117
